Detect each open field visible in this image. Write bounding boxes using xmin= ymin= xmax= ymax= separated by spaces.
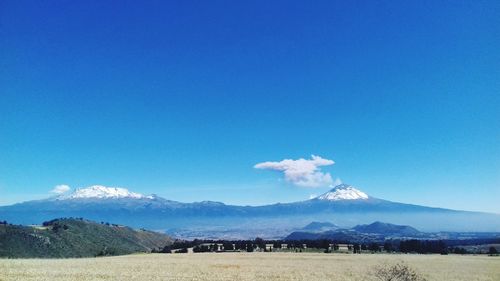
xmin=0 ymin=253 xmax=498 ymax=281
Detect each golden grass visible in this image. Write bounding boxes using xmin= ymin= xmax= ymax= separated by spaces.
xmin=0 ymin=253 xmax=498 ymax=281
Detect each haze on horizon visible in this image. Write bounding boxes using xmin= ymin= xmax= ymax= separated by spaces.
xmin=1 ymin=1 xmax=499 ymax=213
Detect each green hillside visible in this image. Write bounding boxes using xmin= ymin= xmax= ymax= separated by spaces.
xmin=0 ymin=218 xmax=173 ymax=258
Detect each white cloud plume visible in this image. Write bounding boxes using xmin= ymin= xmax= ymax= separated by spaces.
xmin=332 ymin=177 xmax=343 ymax=187
xmin=254 ymin=155 xmax=335 ymax=188
xmin=51 ymin=184 xmax=70 ymax=194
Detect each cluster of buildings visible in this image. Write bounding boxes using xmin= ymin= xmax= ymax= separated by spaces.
xmin=170 ymin=243 xmax=355 ymax=253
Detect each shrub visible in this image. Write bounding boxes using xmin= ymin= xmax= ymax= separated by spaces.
xmin=488 ymin=246 xmax=498 ymax=256
xmin=373 ymin=262 xmax=427 ymax=281
xmin=193 ymin=245 xmax=210 ymax=253
xmin=174 ymin=248 xmax=188 ymax=253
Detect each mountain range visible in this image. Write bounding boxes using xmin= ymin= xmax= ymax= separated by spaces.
xmin=1 ymin=184 xmax=499 ymax=239
xmin=285 ymin=221 xmax=423 ymax=241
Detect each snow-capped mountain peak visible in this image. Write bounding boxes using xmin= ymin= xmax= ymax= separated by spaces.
xmin=60 ymin=185 xmax=152 ymax=200
xmin=315 ymin=184 xmax=369 ymax=201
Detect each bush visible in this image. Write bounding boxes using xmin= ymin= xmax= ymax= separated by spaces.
xmin=193 ymin=245 xmax=210 ymax=253
xmin=174 ymin=248 xmax=188 ymax=253
xmin=488 ymin=246 xmax=498 ymax=256
xmin=373 ymin=262 xmax=427 ymax=281
xmin=160 ymin=246 xmax=172 ymax=253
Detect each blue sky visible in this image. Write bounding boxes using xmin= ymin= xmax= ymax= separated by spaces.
xmin=1 ymin=1 xmax=499 ymax=213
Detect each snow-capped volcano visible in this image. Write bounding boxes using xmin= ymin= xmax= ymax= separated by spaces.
xmin=315 ymin=184 xmax=369 ymax=201
xmin=2 ymin=182 xmax=500 ymax=237
xmin=60 ymin=185 xmax=153 ymax=200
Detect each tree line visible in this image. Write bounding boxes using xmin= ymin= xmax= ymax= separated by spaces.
xmin=152 ymin=237 xmax=498 ymax=255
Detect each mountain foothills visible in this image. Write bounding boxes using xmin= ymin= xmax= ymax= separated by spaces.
xmin=0 ymin=218 xmax=173 ymax=258
xmin=1 ymin=184 xmax=499 ymax=239
xmin=353 ymin=221 xmax=420 ymax=236
xmin=285 ymin=221 xmax=500 ymax=244
xmin=286 ymin=221 xmax=422 ymax=241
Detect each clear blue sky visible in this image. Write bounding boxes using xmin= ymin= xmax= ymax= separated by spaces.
xmin=1 ymin=1 xmax=499 ymax=213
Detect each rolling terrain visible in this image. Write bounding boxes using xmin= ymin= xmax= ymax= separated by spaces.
xmin=0 ymin=218 xmax=172 ymax=258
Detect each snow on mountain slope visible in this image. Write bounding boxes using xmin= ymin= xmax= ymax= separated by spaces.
xmin=1 ymin=183 xmax=500 ymax=236
xmin=59 ymin=185 xmax=154 ymax=200
xmin=315 ymin=184 xmax=369 ymax=201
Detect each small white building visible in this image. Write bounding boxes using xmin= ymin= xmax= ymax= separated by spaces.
xmin=198 ymin=243 xmax=224 ymax=251
xmin=329 ymin=243 xmax=353 ymax=253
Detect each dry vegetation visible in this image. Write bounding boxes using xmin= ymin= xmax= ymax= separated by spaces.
xmin=0 ymin=253 xmax=498 ymax=281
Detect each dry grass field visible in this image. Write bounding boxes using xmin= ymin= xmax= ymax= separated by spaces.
xmin=0 ymin=253 xmax=498 ymax=281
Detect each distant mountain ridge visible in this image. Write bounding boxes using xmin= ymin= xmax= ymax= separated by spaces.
xmin=302 ymin=222 xmax=339 ymax=232
xmin=353 ymin=221 xmax=420 ymax=236
xmin=1 ymin=184 xmax=500 ymax=239
xmin=0 ymin=218 xmax=172 ymax=258
xmin=285 ymin=221 xmax=422 ymax=241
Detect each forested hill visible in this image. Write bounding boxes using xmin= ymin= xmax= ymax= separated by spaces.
xmin=0 ymin=218 xmax=173 ymax=258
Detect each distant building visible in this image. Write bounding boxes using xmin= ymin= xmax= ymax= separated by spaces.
xmin=329 ymin=243 xmax=353 ymax=253
xmin=338 ymin=244 xmax=353 ymax=252
xmin=198 ymin=243 xmax=224 ymax=252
